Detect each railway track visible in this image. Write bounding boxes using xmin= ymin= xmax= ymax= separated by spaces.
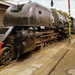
xmin=48 ymin=39 xmax=75 ymax=75
xmin=0 ymin=36 xmax=75 ymax=75
xmin=0 ymin=49 xmax=38 ymax=70
xmin=0 ymin=59 xmax=17 ymax=71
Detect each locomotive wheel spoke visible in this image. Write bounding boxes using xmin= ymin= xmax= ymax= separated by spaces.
xmin=2 ymin=58 xmax=6 ymax=63
xmin=0 ymin=47 xmax=13 ymax=65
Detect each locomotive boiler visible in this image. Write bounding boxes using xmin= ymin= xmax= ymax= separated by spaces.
xmin=0 ymin=2 xmax=74 ymax=65
xmin=3 ymin=2 xmax=53 ymax=27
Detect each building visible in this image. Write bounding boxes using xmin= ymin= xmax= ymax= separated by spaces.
xmin=0 ymin=1 xmax=13 ymax=26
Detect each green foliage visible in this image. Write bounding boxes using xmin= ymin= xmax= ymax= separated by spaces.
xmin=57 ymin=10 xmax=62 ymax=13
xmin=53 ymin=9 xmax=68 ymax=16
xmin=62 ymin=12 xmax=68 ymax=17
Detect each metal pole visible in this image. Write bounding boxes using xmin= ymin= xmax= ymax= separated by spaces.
xmin=68 ymin=0 xmax=71 ymax=43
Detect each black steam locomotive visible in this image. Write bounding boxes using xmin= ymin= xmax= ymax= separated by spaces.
xmin=0 ymin=2 xmax=74 ymax=65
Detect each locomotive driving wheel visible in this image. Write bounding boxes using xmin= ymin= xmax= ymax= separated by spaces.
xmin=0 ymin=47 xmax=13 ymax=65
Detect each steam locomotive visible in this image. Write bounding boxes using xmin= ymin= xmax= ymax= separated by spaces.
xmin=0 ymin=2 xmax=74 ymax=65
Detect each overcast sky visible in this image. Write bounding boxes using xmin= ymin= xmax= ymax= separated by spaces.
xmin=6 ymin=0 xmax=75 ymax=18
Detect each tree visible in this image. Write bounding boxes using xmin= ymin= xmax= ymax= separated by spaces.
xmin=53 ymin=9 xmax=68 ymax=17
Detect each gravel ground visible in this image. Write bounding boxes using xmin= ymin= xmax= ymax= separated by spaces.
xmin=50 ymin=37 xmax=75 ymax=75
